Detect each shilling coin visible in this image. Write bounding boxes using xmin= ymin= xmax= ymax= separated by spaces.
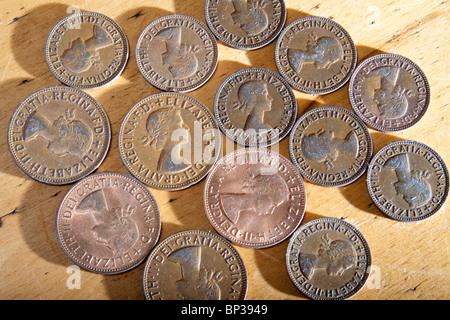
xmin=275 ymin=16 xmax=357 ymax=95
xmin=286 ymin=217 xmax=371 ymax=300
xmin=118 ymin=92 xmax=221 ymax=191
xmin=143 ymin=229 xmax=247 ymax=300
xmin=45 ymin=11 xmax=129 ymax=89
xmin=349 ymin=53 xmax=430 ymax=132
xmin=367 ymin=140 xmax=448 ymax=221
xmin=204 ymin=148 xmax=306 ymax=249
xmin=8 ymin=86 xmax=110 ymax=185
xmin=136 ymin=14 xmax=218 ymax=92
xmin=204 ymin=0 xmax=286 ymax=50
xmin=289 ymin=106 xmax=373 ymax=187
xmin=214 ymin=67 xmax=298 ymax=147
xmin=56 ymin=172 xmax=161 ymax=275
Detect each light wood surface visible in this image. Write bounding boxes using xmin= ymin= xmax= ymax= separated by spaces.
xmin=0 ymin=0 xmax=448 ymax=300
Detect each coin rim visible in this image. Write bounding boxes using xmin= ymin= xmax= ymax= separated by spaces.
xmin=288 ymin=105 xmax=374 ymax=187
xmin=203 ymin=147 xmax=307 ymax=249
xmin=142 ymin=229 xmax=248 ymax=300
xmin=56 ymin=171 xmax=161 ymax=275
xmin=275 ymin=16 xmax=358 ymax=95
xmin=204 ymin=0 xmax=287 ymax=50
xmin=366 ymin=139 xmax=449 ymax=221
xmin=45 ymin=11 xmax=129 ymax=89
xmin=213 ymin=67 xmax=298 ymax=147
xmin=135 ymin=13 xmax=218 ymax=92
xmin=286 ymin=217 xmax=372 ymax=300
xmin=7 ymin=85 xmax=111 ymax=185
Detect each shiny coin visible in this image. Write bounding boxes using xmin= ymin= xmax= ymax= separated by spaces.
xmin=275 ymin=16 xmax=357 ymax=94
xmin=56 ymin=172 xmax=161 ymax=275
xmin=289 ymin=106 xmax=373 ymax=187
xmin=214 ymin=67 xmax=297 ymax=147
xmin=8 ymin=86 xmax=110 ymax=185
xmin=205 ymin=0 xmax=286 ymax=50
xmin=367 ymin=140 xmax=448 ymax=221
xmin=349 ymin=53 xmax=430 ymax=132
xmin=204 ymin=148 xmax=306 ymax=249
xmin=143 ymin=229 xmax=247 ymax=300
xmin=45 ymin=11 xmax=129 ymax=89
xmin=118 ymin=92 xmax=221 ymax=191
xmin=136 ymin=14 xmax=218 ymax=92
xmin=286 ymin=217 xmax=371 ymax=300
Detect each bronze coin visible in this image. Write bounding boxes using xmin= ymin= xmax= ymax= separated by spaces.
xmin=286 ymin=217 xmax=372 ymax=300
xmin=118 ymin=92 xmax=221 ymax=191
xmin=214 ymin=67 xmax=298 ymax=147
xmin=289 ymin=106 xmax=373 ymax=187
xmin=8 ymin=86 xmax=110 ymax=185
xmin=136 ymin=14 xmax=218 ymax=92
xmin=143 ymin=229 xmax=247 ymax=300
xmin=45 ymin=11 xmax=129 ymax=89
xmin=275 ymin=16 xmax=357 ymax=94
xmin=204 ymin=147 xmax=307 ymax=249
xmin=56 ymin=172 xmax=161 ymax=275
xmin=349 ymin=53 xmax=430 ymax=132
xmin=205 ymin=0 xmax=286 ymax=50
xmin=367 ymin=140 xmax=448 ymax=221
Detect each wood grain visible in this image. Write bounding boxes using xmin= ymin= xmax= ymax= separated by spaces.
xmin=0 ymin=0 xmax=448 ymax=300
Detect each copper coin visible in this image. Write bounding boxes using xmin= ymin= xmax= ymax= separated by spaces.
xmin=275 ymin=16 xmax=357 ymax=94
xmin=56 ymin=172 xmax=161 ymax=275
xmin=204 ymin=148 xmax=306 ymax=249
xmin=205 ymin=0 xmax=286 ymax=50
xmin=136 ymin=14 xmax=218 ymax=92
xmin=286 ymin=217 xmax=371 ymax=300
xmin=289 ymin=106 xmax=373 ymax=187
xmin=45 ymin=11 xmax=129 ymax=89
xmin=143 ymin=229 xmax=247 ymax=300
xmin=214 ymin=67 xmax=298 ymax=147
xmin=367 ymin=140 xmax=448 ymax=221
xmin=8 ymin=86 xmax=110 ymax=185
xmin=118 ymin=92 xmax=221 ymax=191
xmin=349 ymin=53 xmax=430 ymax=132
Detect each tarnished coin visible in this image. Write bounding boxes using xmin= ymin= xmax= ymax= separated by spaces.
xmin=289 ymin=106 xmax=373 ymax=187
xmin=56 ymin=172 xmax=161 ymax=275
xmin=275 ymin=16 xmax=357 ymax=94
xmin=349 ymin=53 xmax=430 ymax=132
xmin=205 ymin=0 xmax=286 ymax=50
xmin=367 ymin=140 xmax=448 ymax=221
xmin=118 ymin=92 xmax=221 ymax=191
xmin=143 ymin=229 xmax=247 ymax=300
xmin=214 ymin=67 xmax=297 ymax=147
xmin=45 ymin=11 xmax=129 ymax=89
xmin=136 ymin=14 xmax=218 ymax=92
xmin=286 ymin=217 xmax=371 ymax=300
xmin=8 ymin=86 xmax=110 ymax=185
xmin=204 ymin=148 xmax=306 ymax=249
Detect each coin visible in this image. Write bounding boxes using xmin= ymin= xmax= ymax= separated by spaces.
xmin=56 ymin=172 xmax=161 ymax=275
xmin=286 ymin=217 xmax=371 ymax=300
xmin=204 ymin=0 xmax=286 ymax=50
xmin=8 ymin=86 xmax=110 ymax=185
xmin=214 ymin=67 xmax=297 ymax=147
xmin=289 ymin=106 xmax=373 ymax=187
xmin=118 ymin=92 xmax=221 ymax=191
xmin=136 ymin=14 xmax=218 ymax=92
xmin=143 ymin=229 xmax=247 ymax=300
xmin=275 ymin=16 xmax=357 ymax=95
xmin=45 ymin=11 xmax=129 ymax=89
xmin=366 ymin=140 xmax=448 ymax=221
xmin=349 ymin=53 xmax=430 ymax=132
xmin=204 ymin=148 xmax=306 ymax=249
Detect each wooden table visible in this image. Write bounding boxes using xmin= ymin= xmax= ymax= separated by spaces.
xmin=0 ymin=0 xmax=448 ymax=300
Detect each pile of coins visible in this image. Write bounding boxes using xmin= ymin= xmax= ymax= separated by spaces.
xmin=7 ymin=1 xmax=448 ymax=301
